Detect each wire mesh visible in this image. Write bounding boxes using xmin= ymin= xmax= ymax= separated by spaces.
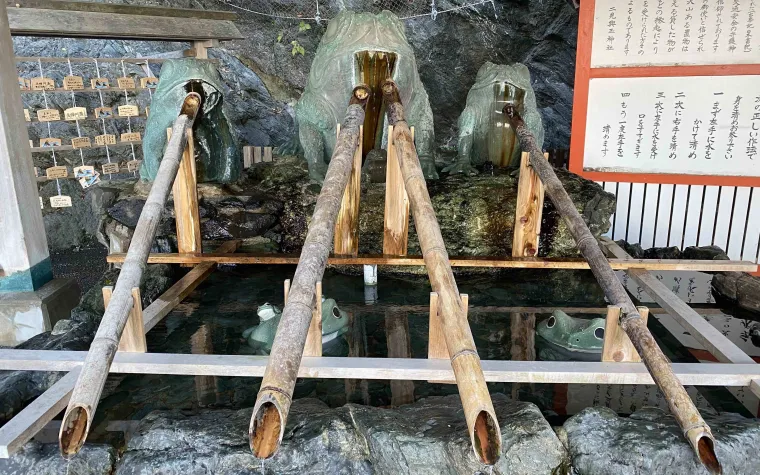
xmin=212 ymin=0 xmax=497 ymax=22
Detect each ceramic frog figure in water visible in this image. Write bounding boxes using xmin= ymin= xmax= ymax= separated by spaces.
xmin=242 ymin=299 xmax=349 ymax=354
xmin=536 ymin=310 xmax=606 ymax=355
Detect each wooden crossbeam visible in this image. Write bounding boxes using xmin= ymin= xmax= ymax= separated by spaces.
xmin=104 ymin=252 xmax=759 ymax=272
xmin=8 ymin=7 xmax=243 ymax=41
xmin=1 ymin=350 xmax=759 ymax=387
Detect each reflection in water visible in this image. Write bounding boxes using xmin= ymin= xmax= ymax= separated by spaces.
xmin=385 ymin=310 xmax=415 ymax=406
xmin=89 ymin=265 xmax=759 ymax=442
xmin=191 ymin=324 xmax=219 ymax=407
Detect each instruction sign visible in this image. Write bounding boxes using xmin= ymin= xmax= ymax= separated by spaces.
xmin=570 ymin=0 xmax=760 ymax=187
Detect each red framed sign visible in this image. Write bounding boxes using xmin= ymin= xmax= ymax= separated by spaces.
xmin=570 ymin=0 xmax=760 ymax=186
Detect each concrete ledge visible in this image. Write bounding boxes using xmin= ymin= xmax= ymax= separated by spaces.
xmin=0 ymin=279 xmax=80 ymax=346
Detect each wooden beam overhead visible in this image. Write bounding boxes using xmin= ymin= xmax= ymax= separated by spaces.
xmin=0 ymin=350 xmax=758 ymax=387
xmin=8 ymin=7 xmax=243 ymax=41
xmin=8 ymin=0 xmax=238 ymax=20
xmin=105 ymin=251 xmax=759 ymax=272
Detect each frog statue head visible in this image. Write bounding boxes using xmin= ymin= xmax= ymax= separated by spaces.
xmin=141 ymin=59 xmax=241 ymax=183
xmin=536 ymin=310 xmax=606 ymax=356
xmin=242 ymin=298 xmax=349 ymax=354
xmin=295 ymin=10 xmax=437 ymax=182
xmin=444 ymin=62 xmax=544 ymax=176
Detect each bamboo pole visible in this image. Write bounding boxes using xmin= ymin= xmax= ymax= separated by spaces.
xmin=382 ymin=80 xmax=501 ymax=465
xmin=58 ymin=92 xmax=202 ymax=457
xmin=249 ymin=85 xmax=370 ymax=459
xmin=503 ymin=104 xmax=721 ymax=474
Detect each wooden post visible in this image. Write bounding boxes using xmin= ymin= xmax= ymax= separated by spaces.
xmin=428 ymin=292 xmax=468 ymax=384
xmin=334 ymin=126 xmax=363 ymax=256
xmin=60 ymin=93 xmax=202 ymax=457
xmin=243 ymin=146 xmax=254 ymax=169
xmin=193 ymin=39 xmax=218 ymax=59
xmin=383 ymin=124 xmax=410 ymax=256
xmin=512 ymin=151 xmax=546 ymax=257
xmin=168 ymin=128 xmax=202 ymax=261
xmin=102 ymin=287 xmax=146 ymax=353
xmin=504 ymin=104 xmax=720 ymax=474
xmin=602 ymin=306 xmax=649 ymax=363
xmin=385 ymin=310 xmax=414 ymax=406
xmin=344 ymin=311 xmax=370 ymax=405
xmin=263 ymin=146 xmax=273 ymax=162
xmin=253 ymin=147 xmax=262 ymax=164
xmin=250 ymin=86 xmax=370 ymax=460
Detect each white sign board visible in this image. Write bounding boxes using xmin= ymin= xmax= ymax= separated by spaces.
xmin=583 ymin=75 xmax=760 ymax=177
xmin=592 ymin=0 xmax=760 ymax=68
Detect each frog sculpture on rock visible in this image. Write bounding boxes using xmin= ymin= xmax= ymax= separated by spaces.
xmin=444 ymin=62 xmax=544 ymax=175
xmin=242 ymin=300 xmax=349 ymax=354
xmin=536 ymin=310 xmax=606 ymax=361
xmin=295 ymin=10 xmax=438 ymax=182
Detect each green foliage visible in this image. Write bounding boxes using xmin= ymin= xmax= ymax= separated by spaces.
xmin=277 ymin=32 xmax=283 ymax=43
xmin=298 ymin=21 xmax=311 ymax=32
xmin=291 ymin=40 xmax=305 ymax=56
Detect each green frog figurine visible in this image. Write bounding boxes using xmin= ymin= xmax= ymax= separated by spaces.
xmin=536 ymin=310 xmax=606 ymax=356
xmin=243 ymin=299 xmax=349 ymax=354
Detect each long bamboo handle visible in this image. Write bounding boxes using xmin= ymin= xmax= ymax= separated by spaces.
xmin=59 ymin=93 xmax=202 ymax=457
xmin=383 ymin=80 xmax=502 ymax=465
xmin=504 ymin=105 xmax=721 ymax=475
xmin=249 ymin=85 xmax=370 ymax=459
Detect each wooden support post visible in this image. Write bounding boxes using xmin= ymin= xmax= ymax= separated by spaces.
xmin=193 ymin=39 xmax=218 ymax=59
xmin=285 ymin=279 xmax=322 ymax=358
xmin=427 ymin=292 xmax=468 ymax=384
xmin=243 ymin=146 xmax=254 ymax=169
xmin=334 ymin=126 xmax=363 ymax=256
xmin=263 ymin=146 xmax=273 ymax=162
xmin=168 ymin=128 xmax=202 ymax=261
xmin=385 ymin=310 xmax=415 ymax=406
xmin=383 ymin=124 xmax=410 ymax=256
xmin=602 ymin=306 xmax=649 ymax=363
xmin=253 ymin=146 xmax=262 ymax=164
xmin=102 ymin=286 xmax=147 ymax=353
xmin=512 ymin=151 xmax=546 ymax=257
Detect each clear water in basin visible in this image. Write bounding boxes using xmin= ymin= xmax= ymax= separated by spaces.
xmin=88 ymin=265 xmax=760 ymax=442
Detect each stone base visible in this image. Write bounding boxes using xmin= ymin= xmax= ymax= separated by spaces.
xmin=0 ymin=279 xmax=80 ymax=346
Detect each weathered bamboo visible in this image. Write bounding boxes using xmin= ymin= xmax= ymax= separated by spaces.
xmin=249 ymin=85 xmax=370 ymax=459
xmin=383 ymin=80 xmax=502 ymax=465
xmin=504 ymin=104 xmax=721 ymax=474
xmin=58 ymin=92 xmax=202 ymax=457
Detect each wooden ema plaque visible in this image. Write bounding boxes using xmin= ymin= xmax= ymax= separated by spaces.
xmin=64 ymin=107 xmax=88 ymax=121
xmin=95 ymin=107 xmax=114 ymax=119
xmin=50 ymin=195 xmax=72 ymax=208
xmin=45 ymin=166 xmax=68 ymax=179
xmin=40 ymin=138 xmax=62 ymax=148
xmin=31 ymin=77 xmax=55 ymax=91
xmin=18 ymin=77 xmax=31 ymax=90
xmin=570 ymin=0 xmax=760 ymax=186
xmin=140 ymin=77 xmax=159 ymax=89
xmin=91 ymin=77 xmax=110 ymax=89
xmin=117 ymin=77 xmax=136 ymax=89
xmin=37 ymin=109 xmax=60 ymax=122
xmin=126 ymin=160 xmax=142 ymax=172
xmin=121 ymin=132 xmax=141 ymax=142
xmin=118 ymin=105 xmax=139 ymax=117
xmin=23 ymin=109 xmax=30 ymax=122
xmin=102 ymin=162 xmax=120 ymax=174
xmin=71 ymin=137 xmax=92 ymax=149
xmin=95 ymin=134 xmax=117 ymax=146
xmin=63 ymin=75 xmax=84 ymax=90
